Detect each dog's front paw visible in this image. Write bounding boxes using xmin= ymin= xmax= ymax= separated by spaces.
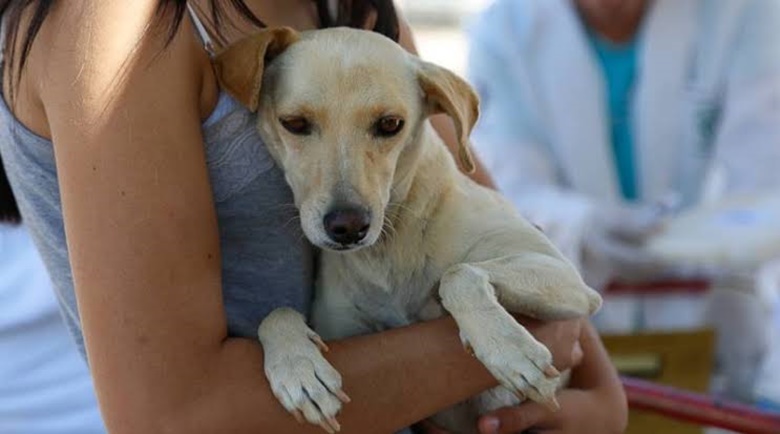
xmin=258 ymin=308 xmax=350 ymax=433
xmin=459 ymin=312 xmax=561 ymax=411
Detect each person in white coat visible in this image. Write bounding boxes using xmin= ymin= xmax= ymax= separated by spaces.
xmin=0 ymin=222 xmax=106 ymax=433
xmin=468 ymin=0 xmax=780 ymax=401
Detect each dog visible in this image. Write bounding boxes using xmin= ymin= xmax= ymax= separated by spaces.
xmin=215 ymin=27 xmax=602 ymax=434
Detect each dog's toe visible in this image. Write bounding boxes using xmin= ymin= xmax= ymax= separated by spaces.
xmin=463 ymin=318 xmax=562 ymax=412
xmin=267 ymin=353 xmax=345 ymax=424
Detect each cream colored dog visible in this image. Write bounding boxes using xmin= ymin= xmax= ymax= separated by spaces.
xmin=215 ymin=27 xmax=602 ymax=434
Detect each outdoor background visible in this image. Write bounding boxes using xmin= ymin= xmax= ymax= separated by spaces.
xmin=397 ymin=0 xmax=491 ymax=77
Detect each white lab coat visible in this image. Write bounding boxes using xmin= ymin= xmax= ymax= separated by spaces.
xmin=0 ymin=225 xmax=105 ymax=434
xmin=468 ymin=0 xmax=780 ymax=274
xmin=467 ymin=0 xmax=780 ymax=397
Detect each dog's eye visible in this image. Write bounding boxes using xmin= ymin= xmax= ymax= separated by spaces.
xmin=279 ymin=117 xmax=312 ymax=135
xmin=374 ymin=116 xmax=405 ymax=137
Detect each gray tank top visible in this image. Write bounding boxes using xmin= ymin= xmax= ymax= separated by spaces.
xmin=0 ymin=17 xmax=314 ymax=357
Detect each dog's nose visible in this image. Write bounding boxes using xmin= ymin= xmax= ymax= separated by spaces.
xmin=323 ymin=208 xmax=371 ymax=245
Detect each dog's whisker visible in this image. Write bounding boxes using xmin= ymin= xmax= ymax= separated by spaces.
xmin=387 ymin=201 xmax=421 ymax=221
xmin=269 ymin=202 xmax=299 ymax=211
xmin=282 ymin=215 xmax=302 ymax=230
xmin=381 ymin=214 xmax=399 ymax=242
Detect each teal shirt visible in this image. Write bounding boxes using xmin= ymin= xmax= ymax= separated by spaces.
xmin=589 ymin=33 xmax=639 ymax=201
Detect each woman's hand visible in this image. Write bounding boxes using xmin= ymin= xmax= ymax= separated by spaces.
xmin=515 ymin=317 xmax=584 ymax=372
xmin=417 ymin=318 xmax=591 ymax=434
xmin=476 ymin=389 xmax=624 ymax=434
xmin=477 ymin=322 xmax=627 ymax=434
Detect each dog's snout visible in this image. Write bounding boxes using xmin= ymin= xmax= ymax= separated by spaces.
xmin=324 ymin=207 xmax=371 ymax=246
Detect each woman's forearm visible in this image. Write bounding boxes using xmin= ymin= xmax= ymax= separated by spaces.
xmin=159 ymin=317 xmax=496 ymax=434
xmin=152 ymin=317 xmax=581 ymax=434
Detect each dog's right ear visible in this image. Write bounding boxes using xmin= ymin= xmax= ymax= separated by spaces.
xmin=214 ymin=27 xmax=300 ymax=112
xmin=417 ymin=60 xmax=480 ymax=174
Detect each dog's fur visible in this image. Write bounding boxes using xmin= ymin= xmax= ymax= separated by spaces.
xmin=215 ymin=27 xmax=602 ymax=434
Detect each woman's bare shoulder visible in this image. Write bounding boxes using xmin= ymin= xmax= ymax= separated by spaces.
xmin=7 ymin=0 xmax=217 ymax=138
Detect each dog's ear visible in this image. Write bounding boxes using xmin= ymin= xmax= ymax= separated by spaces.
xmin=214 ymin=27 xmax=300 ymax=112
xmin=417 ymin=60 xmax=479 ymax=174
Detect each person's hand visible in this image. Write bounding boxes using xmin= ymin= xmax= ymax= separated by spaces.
xmin=477 ymin=323 xmax=627 ymax=434
xmin=583 ymin=202 xmax=672 ymax=283
xmin=416 ymin=316 xmax=583 ymax=434
xmin=476 ymin=389 xmax=625 ymax=434
xmin=417 ymin=388 xmax=626 ymax=434
xmin=514 ymin=317 xmax=584 ymax=372
xmin=416 ymin=318 xmax=587 ymax=434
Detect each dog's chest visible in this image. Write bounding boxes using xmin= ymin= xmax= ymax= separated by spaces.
xmin=330 ymin=234 xmax=449 ymax=330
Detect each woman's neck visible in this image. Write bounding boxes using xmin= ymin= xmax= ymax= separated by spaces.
xmin=575 ymin=0 xmax=650 ymax=44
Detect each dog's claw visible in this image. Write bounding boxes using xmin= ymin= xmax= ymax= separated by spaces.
xmin=309 ymin=333 xmax=330 ymax=352
xmin=464 ymin=342 xmax=475 ymax=357
xmin=318 ymin=420 xmax=336 ymax=434
xmin=544 ymin=365 xmax=560 ymax=378
xmin=326 ymin=416 xmax=342 ymax=432
xmin=292 ymin=409 xmax=305 ymax=424
xmin=335 ymin=389 xmax=351 ymax=403
xmin=543 ymin=396 xmax=561 ymax=412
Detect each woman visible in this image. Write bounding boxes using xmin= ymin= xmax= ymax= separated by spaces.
xmin=0 ymin=1 xmax=624 ymax=433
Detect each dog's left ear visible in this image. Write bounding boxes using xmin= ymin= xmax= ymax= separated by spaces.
xmin=214 ymin=27 xmax=300 ymax=112
xmin=417 ymin=60 xmax=479 ymax=174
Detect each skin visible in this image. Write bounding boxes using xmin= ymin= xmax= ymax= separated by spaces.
xmin=421 ymin=321 xmax=626 ymax=434
xmin=2 ymin=0 xmax=619 ymax=433
xmin=574 ymin=0 xmax=651 ymax=43
xmin=476 ymin=322 xmax=628 ymax=434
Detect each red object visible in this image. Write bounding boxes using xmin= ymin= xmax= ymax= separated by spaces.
xmin=622 ymin=377 xmax=780 ymax=433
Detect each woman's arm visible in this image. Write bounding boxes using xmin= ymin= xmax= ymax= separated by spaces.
xmin=35 ymin=3 xmax=579 ymax=433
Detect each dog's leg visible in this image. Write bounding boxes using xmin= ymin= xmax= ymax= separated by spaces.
xmin=258 ymin=307 xmax=349 ymax=432
xmin=438 ymin=255 xmax=600 ymax=410
xmin=477 ymin=252 xmax=602 ymax=320
xmin=439 ymin=263 xmax=562 ymax=410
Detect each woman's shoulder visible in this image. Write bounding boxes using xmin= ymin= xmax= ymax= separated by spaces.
xmin=9 ymin=2 xmax=218 ymax=139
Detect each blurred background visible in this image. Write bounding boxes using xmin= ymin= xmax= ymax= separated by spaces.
xmin=398 ymin=0 xmax=485 ymax=75
xmin=399 ymin=1 xmax=780 ymax=433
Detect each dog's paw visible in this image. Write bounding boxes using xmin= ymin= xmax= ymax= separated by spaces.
xmin=259 ymin=308 xmax=350 ymax=433
xmin=460 ymin=314 xmax=561 ymax=411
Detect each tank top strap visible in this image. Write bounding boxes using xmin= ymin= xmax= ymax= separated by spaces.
xmin=187 ymin=2 xmax=218 ymax=58
xmin=0 ymin=14 xmax=8 ymax=65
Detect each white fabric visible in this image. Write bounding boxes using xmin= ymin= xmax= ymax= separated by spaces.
xmin=0 ymin=225 xmax=105 ymax=434
xmin=468 ymin=0 xmax=780 ymax=284
xmin=648 ymin=194 xmax=780 ymax=270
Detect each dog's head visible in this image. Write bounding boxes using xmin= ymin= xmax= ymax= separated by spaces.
xmin=215 ymin=27 xmax=478 ymax=252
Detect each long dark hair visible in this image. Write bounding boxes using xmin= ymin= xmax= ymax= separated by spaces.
xmin=0 ymin=0 xmax=400 ymax=224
